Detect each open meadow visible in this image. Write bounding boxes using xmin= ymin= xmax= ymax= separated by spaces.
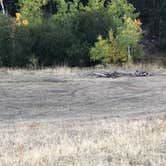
xmin=0 ymin=67 xmax=166 ymax=165
xmin=0 ymin=0 xmax=166 ymax=165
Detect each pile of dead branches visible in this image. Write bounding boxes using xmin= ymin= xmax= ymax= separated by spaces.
xmin=91 ymin=70 xmax=153 ymax=78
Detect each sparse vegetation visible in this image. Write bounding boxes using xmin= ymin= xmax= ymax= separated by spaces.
xmin=0 ymin=117 xmax=165 ymax=166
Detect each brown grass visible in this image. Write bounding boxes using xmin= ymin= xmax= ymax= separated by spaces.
xmin=0 ymin=62 xmax=165 ymax=77
xmin=0 ymin=117 xmax=165 ymax=166
xmin=0 ymin=66 xmax=166 ymax=165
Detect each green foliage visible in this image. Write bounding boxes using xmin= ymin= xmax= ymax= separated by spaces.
xmin=90 ymin=35 xmax=111 ymax=64
xmin=32 ymin=11 xmax=91 ymax=67
xmin=67 ymin=41 xmax=90 ymax=66
xmin=117 ymin=17 xmax=142 ymax=46
xmin=0 ymin=14 xmax=33 ymax=67
xmin=0 ymin=14 xmax=13 ymax=66
xmin=90 ymin=0 xmax=143 ymax=65
xmin=90 ymin=31 xmax=128 ymax=65
xmin=106 ymin=0 xmax=138 ymax=33
xmin=19 ymin=0 xmax=48 ymax=25
xmin=31 ymin=20 xmax=76 ymax=66
xmin=12 ymin=26 xmax=34 ymax=66
xmin=83 ymin=0 xmax=105 ymax=11
xmin=0 ymin=0 xmax=143 ymax=67
xmin=73 ymin=9 xmax=112 ymax=44
xmin=1 ymin=0 xmax=162 ymax=53
xmin=131 ymin=44 xmax=144 ymax=62
xmin=42 ymin=0 xmax=113 ymax=66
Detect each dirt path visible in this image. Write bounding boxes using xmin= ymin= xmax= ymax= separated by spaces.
xmin=0 ymin=69 xmax=166 ymax=122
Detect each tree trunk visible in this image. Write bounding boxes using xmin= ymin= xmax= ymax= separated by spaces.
xmin=0 ymin=0 xmax=5 ymax=14
xmin=128 ymin=45 xmax=132 ymax=61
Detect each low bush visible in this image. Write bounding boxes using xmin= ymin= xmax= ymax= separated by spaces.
xmin=0 ymin=14 xmax=34 ymax=67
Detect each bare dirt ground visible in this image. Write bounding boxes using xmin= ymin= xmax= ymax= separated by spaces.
xmin=0 ymin=68 xmax=166 ymax=122
xmin=0 ymin=68 xmax=166 ymax=165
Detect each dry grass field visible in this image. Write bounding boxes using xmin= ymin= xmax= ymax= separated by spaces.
xmin=0 ymin=67 xmax=166 ymax=165
xmin=0 ymin=117 xmax=166 ymax=166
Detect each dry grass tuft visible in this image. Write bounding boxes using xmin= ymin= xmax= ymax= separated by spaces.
xmin=0 ymin=118 xmax=165 ymax=166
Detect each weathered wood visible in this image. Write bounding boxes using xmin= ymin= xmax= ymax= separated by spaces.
xmin=93 ymin=72 xmax=109 ymax=78
xmin=92 ymin=70 xmax=152 ymax=78
xmin=135 ymin=70 xmax=151 ymax=77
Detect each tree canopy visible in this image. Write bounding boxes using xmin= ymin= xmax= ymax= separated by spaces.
xmin=0 ymin=0 xmax=165 ymax=67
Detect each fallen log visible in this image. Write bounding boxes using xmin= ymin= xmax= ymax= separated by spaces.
xmin=93 ymin=72 xmax=109 ymax=78
xmin=93 ymin=71 xmax=120 ymax=78
xmin=91 ymin=70 xmax=153 ymax=78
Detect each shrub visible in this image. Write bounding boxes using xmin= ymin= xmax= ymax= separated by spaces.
xmin=12 ymin=26 xmax=34 ymax=67
xmin=90 ymin=31 xmax=128 ymax=65
xmin=0 ymin=14 xmax=33 ymax=67
xmin=0 ymin=14 xmax=13 ymax=66
xmin=31 ymin=17 xmax=77 ymax=66
xmin=67 ymin=41 xmax=91 ymax=67
xmin=73 ymin=9 xmax=112 ymax=45
xmin=131 ymin=44 xmax=144 ymax=62
xmin=90 ymin=35 xmax=111 ymax=65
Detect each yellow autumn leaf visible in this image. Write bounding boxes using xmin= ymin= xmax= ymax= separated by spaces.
xmin=22 ymin=19 xmax=29 ymax=26
xmin=16 ymin=12 xmax=21 ymax=20
xmin=134 ymin=19 xmax=142 ymax=26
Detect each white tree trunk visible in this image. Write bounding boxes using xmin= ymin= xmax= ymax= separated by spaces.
xmin=0 ymin=0 xmax=5 ymax=14
xmin=128 ymin=45 xmax=131 ymax=61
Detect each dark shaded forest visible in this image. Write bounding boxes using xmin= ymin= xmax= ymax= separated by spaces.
xmin=0 ymin=0 xmax=165 ymax=67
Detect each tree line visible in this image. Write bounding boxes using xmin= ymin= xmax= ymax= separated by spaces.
xmin=1 ymin=0 xmax=162 ymax=39
xmin=0 ymin=0 xmax=165 ymax=67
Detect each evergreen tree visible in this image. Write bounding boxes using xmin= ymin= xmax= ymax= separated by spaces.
xmin=160 ymin=0 xmax=166 ymax=51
